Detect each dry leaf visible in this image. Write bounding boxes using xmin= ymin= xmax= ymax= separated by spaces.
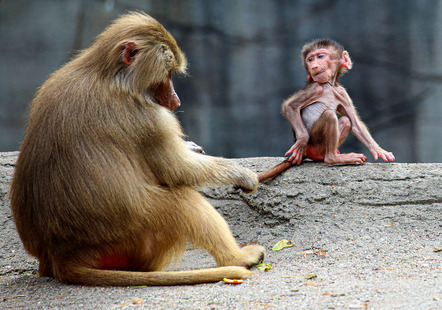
xmin=303 ymin=273 xmax=317 ymax=279
xmin=240 ymin=239 xmax=258 ymax=246
xmin=272 ymin=239 xmax=293 ymax=251
xmin=302 ymin=249 xmax=327 ymax=257
xmin=256 ymin=262 xmax=272 ymax=271
xmin=223 ymin=278 xmax=243 ymax=284
xmin=314 ymin=250 xmax=327 ymax=257
xmin=117 ymin=301 xmax=131 ymax=307
xmin=303 ymin=281 xmax=316 ymax=286
xmin=132 ymin=298 xmax=143 ymax=305
xmin=330 ymin=293 xmax=346 ymax=297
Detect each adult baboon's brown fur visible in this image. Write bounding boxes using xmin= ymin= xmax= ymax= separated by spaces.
xmin=9 ymin=12 xmax=264 ymax=286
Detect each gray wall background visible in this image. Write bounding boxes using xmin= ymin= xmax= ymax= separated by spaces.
xmin=1 ymin=0 xmax=441 ymax=162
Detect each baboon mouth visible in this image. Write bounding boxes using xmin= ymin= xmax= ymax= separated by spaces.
xmin=314 ymin=71 xmax=325 ymax=77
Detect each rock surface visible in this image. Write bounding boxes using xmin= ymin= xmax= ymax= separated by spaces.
xmin=1 ymin=152 xmax=441 ymax=309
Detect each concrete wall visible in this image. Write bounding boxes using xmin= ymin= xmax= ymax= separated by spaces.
xmin=1 ymin=0 xmax=441 ymax=162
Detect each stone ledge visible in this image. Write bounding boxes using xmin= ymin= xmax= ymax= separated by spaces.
xmin=1 ymin=152 xmax=441 ymax=309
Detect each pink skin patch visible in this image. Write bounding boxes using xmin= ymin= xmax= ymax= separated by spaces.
xmin=99 ymin=254 xmax=130 ymax=270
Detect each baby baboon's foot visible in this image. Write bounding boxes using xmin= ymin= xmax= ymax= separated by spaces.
xmin=325 ymin=152 xmax=366 ymax=165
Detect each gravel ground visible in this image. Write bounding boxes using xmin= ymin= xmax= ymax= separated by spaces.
xmin=1 ymin=152 xmax=441 ymax=309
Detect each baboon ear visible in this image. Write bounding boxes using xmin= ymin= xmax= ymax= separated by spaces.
xmin=122 ymin=41 xmax=140 ymax=65
xmin=340 ymin=50 xmax=352 ymax=70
